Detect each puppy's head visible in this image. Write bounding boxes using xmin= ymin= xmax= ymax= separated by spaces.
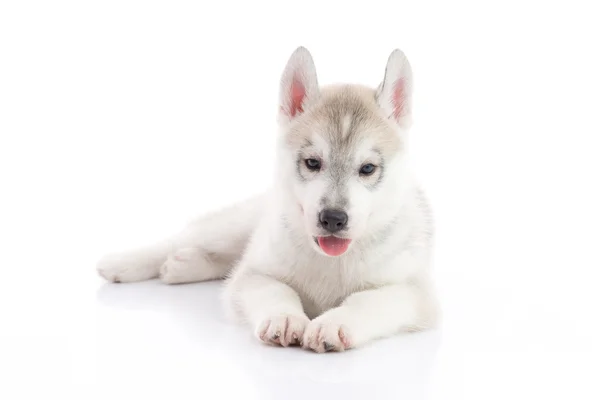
xmin=276 ymin=47 xmax=413 ymax=257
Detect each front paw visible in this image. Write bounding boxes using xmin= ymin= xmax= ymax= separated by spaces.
xmin=255 ymin=314 xmax=309 ymax=347
xmin=303 ymin=315 xmax=352 ymax=353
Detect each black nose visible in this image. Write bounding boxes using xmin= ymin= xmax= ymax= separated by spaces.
xmin=319 ymin=209 xmax=348 ymax=233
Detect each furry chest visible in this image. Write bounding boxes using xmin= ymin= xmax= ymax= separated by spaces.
xmin=282 ymin=256 xmax=367 ymax=319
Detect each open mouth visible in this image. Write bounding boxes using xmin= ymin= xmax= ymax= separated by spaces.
xmin=314 ymin=236 xmax=352 ymax=256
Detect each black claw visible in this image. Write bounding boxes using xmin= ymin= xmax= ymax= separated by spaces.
xmin=272 ymin=332 xmax=281 ymax=340
xmin=323 ymin=341 xmax=334 ymax=351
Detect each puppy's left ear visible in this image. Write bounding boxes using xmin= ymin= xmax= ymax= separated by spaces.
xmin=376 ymin=49 xmax=413 ymax=128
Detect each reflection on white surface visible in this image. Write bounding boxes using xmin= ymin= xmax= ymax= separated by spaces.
xmin=96 ymin=280 xmax=441 ymax=400
xmin=91 ymin=275 xmax=600 ymax=400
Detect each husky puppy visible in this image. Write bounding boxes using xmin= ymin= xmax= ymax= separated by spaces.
xmin=98 ymin=47 xmax=439 ymax=352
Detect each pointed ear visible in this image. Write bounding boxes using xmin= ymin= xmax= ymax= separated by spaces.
xmin=376 ymin=49 xmax=413 ymax=127
xmin=279 ymin=47 xmax=319 ymax=122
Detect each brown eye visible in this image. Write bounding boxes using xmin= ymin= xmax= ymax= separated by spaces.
xmin=359 ymin=163 xmax=376 ymax=175
xmin=305 ymin=158 xmax=321 ymax=171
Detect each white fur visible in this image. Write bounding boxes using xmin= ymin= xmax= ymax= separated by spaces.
xmin=97 ymin=47 xmax=439 ymax=352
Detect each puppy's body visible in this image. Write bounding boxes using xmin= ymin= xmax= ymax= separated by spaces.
xmin=98 ymin=48 xmax=439 ymax=352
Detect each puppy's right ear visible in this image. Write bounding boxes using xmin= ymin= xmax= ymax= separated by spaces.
xmin=278 ymin=47 xmax=320 ymax=123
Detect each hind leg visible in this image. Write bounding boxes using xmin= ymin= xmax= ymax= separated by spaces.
xmin=97 ymin=194 xmax=264 ymax=284
xmin=159 ymin=247 xmax=232 ymax=284
xmin=97 ymin=241 xmax=172 ymax=283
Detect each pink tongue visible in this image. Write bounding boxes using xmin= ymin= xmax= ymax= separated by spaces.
xmin=317 ymin=236 xmax=352 ymax=256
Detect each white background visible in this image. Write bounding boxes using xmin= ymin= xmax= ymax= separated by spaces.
xmin=1 ymin=1 xmax=599 ymax=399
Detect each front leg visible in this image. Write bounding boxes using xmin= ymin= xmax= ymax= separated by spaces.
xmin=225 ymin=272 xmax=310 ymax=347
xmin=303 ymin=282 xmax=438 ymax=353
